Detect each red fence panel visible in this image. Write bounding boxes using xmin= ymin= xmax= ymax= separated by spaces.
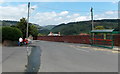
xmin=113 ymin=34 xmax=120 ymax=46
xmin=36 ymin=34 xmax=120 ymax=46
xmin=37 ymin=35 xmax=91 ymax=44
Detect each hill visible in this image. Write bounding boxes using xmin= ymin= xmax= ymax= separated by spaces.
xmin=51 ymin=19 xmax=119 ymax=35
xmin=0 ymin=20 xmax=18 ymax=26
xmin=42 ymin=25 xmax=56 ymax=30
xmin=1 ymin=19 xmax=119 ymax=36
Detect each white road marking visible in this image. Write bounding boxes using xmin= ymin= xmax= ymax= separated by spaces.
xmin=74 ymin=47 xmax=90 ymax=52
xmin=63 ymin=43 xmax=119 ymax=53
xmin=68 ymin=45 xmax=90 ymax=52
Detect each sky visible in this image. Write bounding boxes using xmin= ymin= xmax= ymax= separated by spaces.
xmin=0 ymin=1 xmax=119 ymax=26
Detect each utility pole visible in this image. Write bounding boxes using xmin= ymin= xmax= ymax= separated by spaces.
xmin=25 ymin=2 xmax=30 ymax=71
xmin=91 ymin=7 xmax=94 ymax=45
xmin=91 ymin=7 xmax=94 ymax=30
xmin=26 ymin=2 xmax=30 ymax=38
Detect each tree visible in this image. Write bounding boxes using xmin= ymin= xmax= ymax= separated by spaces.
xmin=16 ymin=18 xmax=38 ymax=38
xmin=29 ymin=24 xmax=38 ymax=37
xmin=16 ymin=18 xmax=27 ymax=38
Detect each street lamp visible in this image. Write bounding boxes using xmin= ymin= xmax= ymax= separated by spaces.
xmin=26 ymin=2 xmax=30 ymax=38
xmin=25 ymin=2 xmax=30 ymax=72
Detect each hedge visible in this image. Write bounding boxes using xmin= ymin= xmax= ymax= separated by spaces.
xmin=2 ymin=26 xmax=23 ymax=42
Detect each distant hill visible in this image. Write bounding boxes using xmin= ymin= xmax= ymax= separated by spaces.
xmin=0 ymin=20 xmax=18 ymax=26
xmin=1 ymin=19 xmax=119 ymax=36
xmin=0 ymin=20 xmax=40 ymax=26
xmin=0 ymin=20 xmax=2 ymax=26
xmin=39 ymin=25 xmax=56 ymax=35
xmin=42 ymin=25 xmax=56 ymax=30
xmin=51 ymin=19 xmax=119 ymax=35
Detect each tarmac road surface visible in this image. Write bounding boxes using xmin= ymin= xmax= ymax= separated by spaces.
xmin=2 ymin=40 xmax=119 ymax=72
xmin=35 ymin=40 xmax=118 ymax=72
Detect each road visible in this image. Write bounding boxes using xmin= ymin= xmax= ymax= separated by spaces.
xmin=2 ymin=40 xmax=119 ymax=72
xmin=2 ymin=46 xmax=27 ymax=72
xmin=34 ymin=40 xmax=118 ymax=72
xmin=2 ymin=45 xmax=41 ymax=73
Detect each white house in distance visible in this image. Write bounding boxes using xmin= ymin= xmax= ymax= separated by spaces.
xmin=48 ymin=32 xmax=60 ymax=36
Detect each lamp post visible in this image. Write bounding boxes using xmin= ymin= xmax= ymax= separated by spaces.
xmin=26 ymin=2 xmax=30 ymax=38
xmin=25 ymin=2 xmax=30 ymax=72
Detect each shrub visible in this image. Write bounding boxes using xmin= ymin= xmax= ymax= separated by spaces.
xmin=2 ymin=26 xmax=23 ymax=42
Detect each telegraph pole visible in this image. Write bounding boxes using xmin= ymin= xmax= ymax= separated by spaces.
xmin=26 ymin=2 xmax=30 ymax=38
xmin=91 ymin=7 xmax=94 ymax=45
xmin=91 ymin=7 xmax=94 ymax=30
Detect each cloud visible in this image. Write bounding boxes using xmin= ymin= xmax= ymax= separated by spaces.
xmin=94 ymin=11 xmax=118 ymax=20
xmin=112 ymin=1 xmax=119 ymax=4
xmin=32 ymin=11 xmax=90 ymax=25
xmin=0 ymin=0 xmax=4 ymax=3
xmin=0 ymin=4 xmax=28 ymax=20
xmin=75 ymin=16 xmax=89 ymax=21
xmin=59 ymin=11 xmax=69 ymax=16
xmin=0 ymin=3 xmax=118 ymax=26
xmin=105 ymin=11 xmax=118 ymax=15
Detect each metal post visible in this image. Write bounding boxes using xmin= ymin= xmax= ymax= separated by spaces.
xmin=26 ymin=2 xmax=30 ymax=38
xmin=25 ymin=3 xmax=30 ymax=71
xmin=111 ymin=33 xmax=114 ymax=49
xmin=91 ymin=7 xmax=94 ymax=30
xmin=91 ymin=7 xmax=94 ymax=45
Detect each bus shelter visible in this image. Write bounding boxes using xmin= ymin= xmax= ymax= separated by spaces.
xmin=91 ymin=29 xmax=120 ymax=49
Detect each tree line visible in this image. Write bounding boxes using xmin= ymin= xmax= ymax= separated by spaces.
xmin=2 ymin=18 xmax=38 ymax=42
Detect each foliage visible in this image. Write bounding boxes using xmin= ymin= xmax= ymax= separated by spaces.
xmin=16 ymin=18 xmax=27 ymax=38
xmin=2 ymin=26 xmax=22 ymax=41
xmin=51 ymin=19 xmax=118 ymax=35
xmin=51 ymin=22 xmax=91 ymax=35
xmin=16 ymin=18 xmax=38 ymax=38
xmin=29 ymin=24 xmax=38 ymax=37
xmin=95 ymin=26 xmax=105 ymax=30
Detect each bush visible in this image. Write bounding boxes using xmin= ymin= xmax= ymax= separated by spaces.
xmin=2 ymin=26 xmax=23 ymax=42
